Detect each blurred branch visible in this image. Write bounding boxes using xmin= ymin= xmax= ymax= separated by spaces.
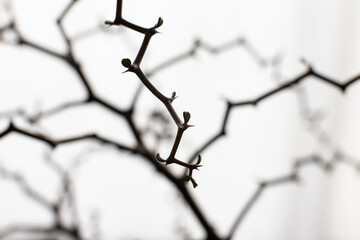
xmin=0 ymin=164 xmax=53 ymax=209
xmin=28 ymin=100 xmax=88 ymax=124
xmin=186 ymin=63 xmax=360 ymax=167
xmin=0 ymin=158 xmax=82 ymax=240
xmin=227 ymin=153 xmax=360 ymax=239
xmin=1 ymin=0 xmax=360 ymax=239
xmin=232 ymin=64 xmax=359 ymax=108
xmin=146 ymin=37 xmax=279 ymax=77
xmin=0 ymin=225 xmax=55 ymax=239
xmin=0 ymin=121 xmax=136 ymax=153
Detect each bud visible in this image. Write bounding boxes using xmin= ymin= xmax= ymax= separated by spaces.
xmin=183 ymin=111 xmax=191 ymax=124
xmin=184 ymin=175 xmax=191 ymax=182
xmin=121 ymin=58 xmax=131 ymax=68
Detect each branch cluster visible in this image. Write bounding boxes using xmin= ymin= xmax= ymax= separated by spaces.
xmin=0 ymin=155 xmax=81 ymax=239
xmin=1 ymin=0 xmax=360 ymax=239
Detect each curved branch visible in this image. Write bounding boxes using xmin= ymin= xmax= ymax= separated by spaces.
xmin=0 ymin=121 xmax=136 ymax=153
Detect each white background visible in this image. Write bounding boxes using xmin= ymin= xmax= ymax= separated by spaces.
xmin=1 ymin=0 xmax=360 ymax=239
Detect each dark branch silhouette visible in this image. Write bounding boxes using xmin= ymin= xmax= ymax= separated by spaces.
xmin=1 ymin=0 xmax=360 ymax=239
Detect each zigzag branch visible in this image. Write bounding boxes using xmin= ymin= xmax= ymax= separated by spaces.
xmin=1 ymin=0 xmax=360 ymax=239
xmin=186 ymin=64 xmax=360 ymax=166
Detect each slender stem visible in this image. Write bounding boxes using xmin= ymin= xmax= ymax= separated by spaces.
xmin=133 ymin=67 xmax=183 ymax=126
xmin=168 ymin=128 xmax=185 ymax=160
xmin=57 ymin=0 xmax=78 ymax=52
xmin=133 ymin=29 xmax=157 ymax=66
xmin=114 ymin=0 xmax=122 ymax=22
xmin=227 ymin=186 xmax=264 ymax=239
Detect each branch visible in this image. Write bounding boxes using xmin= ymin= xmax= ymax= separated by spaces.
xmin=226 ymin=153 xmax=360 ymax=239
xmin=1 ymin=1 xmax=218 ymax=238
xmin=145 ymin=37 xmax=278 ymax=78
xmin=56 ymin=0 xmax=78 ymax=52
xmin=0 ymin=121 xmax=136 ymax=153
xmin=187 ymin=64 xmax=360 ymax=167
xmin=117 ymin=17 xmax=202 ymax=178
xmin=0 ymin=225 xmax=54 ymax=239
xmin=0 ymin=164 xmax=53 ymax=209
xmin=28 ymin=100 xmax=87 ymax=123
xmin=0 ymin=151 xmax=89 ymax=240
xmin=232 ymin=65 xmax=360 ymax=107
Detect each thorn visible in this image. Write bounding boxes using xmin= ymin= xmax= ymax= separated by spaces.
xmin=156 ymin=153 xmax=167 ymax=163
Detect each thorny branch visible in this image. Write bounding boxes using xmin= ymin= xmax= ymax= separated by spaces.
xmin=105 ymin=2 xmax=203 ymax=180
xmin=0 ymin=1 xmax=216 ymax=238
xmin=1 ymin=0 xmax=360 ymax=239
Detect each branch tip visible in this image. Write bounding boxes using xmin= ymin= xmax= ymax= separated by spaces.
xmin=196 ymin=155 xmax=202 ymax=165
